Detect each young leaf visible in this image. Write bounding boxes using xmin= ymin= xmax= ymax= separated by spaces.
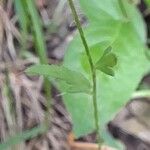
xmin=95 ymin=47 xmax=117 ymax=76
xmin=26 ymin=64 xmax=91 ymax=94
xmin=81 ymin=41 xmax=110 ymax=73
xmin=103 ymin=46 xmax=112 ymax=55
xmin=99 ymin=67 xmax=115 ymax=76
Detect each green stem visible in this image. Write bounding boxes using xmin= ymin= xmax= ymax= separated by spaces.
xmin=67 ymin=0 xmax=101 ymax=147
xmin=118 ymin=0 xmax=128 ymax=19
xmin=132 ymin=90 xmax=150 ymax=99
xmin=26 ymin=0 xmax=51 ymax=129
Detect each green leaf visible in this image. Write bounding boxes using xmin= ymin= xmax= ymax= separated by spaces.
xmin=95 ymin=47 xmax=117 ymax=76
xmin=103 ymin=46 xmax=112 ymax=55
xmin=81 ymin=42 xmax=110 ymax=73
xmin=99 ymin=67 xmax=115 ymax=76
xmin=100 ymin=47 xmax=117 ymax=67
xmin=144 ymin=0 xmax=150 ymax=7
xmin=61 ymin=0 xmax=149 ymax=148
xmin=26 ymin=64 xmax=91 ymax=94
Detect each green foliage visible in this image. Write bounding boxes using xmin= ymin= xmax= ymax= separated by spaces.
xmin=5 ymin=1 xmax=52 ymax=149
xmin=0 ymin=124 xmax=47 ymax=150
xmin=26 ymin=0 xmax=48 ymax=64
xmin=144 ymin=0 xmax=150 ymax=6
xmin=61 ymin=0 xmax=149 ymax=147
xmin=14 ymin=0 xmax=28 ymax=51
xmin=95 ymin=46 xmax=117 ymax=76
xmin=24 ymin=0 xmax=150 ymax=148
xmin=26 ymin=64 xmax=91 ymax=93
xmin=15 ymin=0 xmax=48 ymax=64
xmin=14 ymin=0 xmax=28 ymax=32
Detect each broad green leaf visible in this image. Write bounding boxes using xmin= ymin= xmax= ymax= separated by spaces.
xmin=60 ymin=0 xmax=149 ymax=148
xmin=95 ymin=47 xmax=117 ymax=76
xmin=80 ymin=0 xmax=146 ymax=43
xmin=26 ymin=64 xmax=91 ymax=94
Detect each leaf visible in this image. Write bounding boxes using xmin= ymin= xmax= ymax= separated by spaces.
xmin=103 ymin=46 xmax=112 ymax=55
xmin=26 ymin=64 xmax=91 ymax=94
xmin=99 ymin=67 xmax=115 ymax=76
xmin=100 ymin=47 xmax=117 ymax=67
xmin=95 ymin=47 xmax=117 ymax=76
xmin=81 ymin=42 xmax=110 ymax=73
xmin=144 ymin=0 xmax=150 ymax=7
xmin=61 ymin=0 xmax=150 ymax=148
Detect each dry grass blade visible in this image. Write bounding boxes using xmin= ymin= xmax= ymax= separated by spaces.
xmin=1 ymin=78 xmax=15 ymax=136
xmin=24 ymin=87 xmax=44 ymax=123
xmin=0 ymin=6 xmax=21 ymax=60
xmin=70 ymin=142 xmax=116 ymax=150
xmin=0 ymin=124 xmax=47 ymax=150
xmin=0 ymin=0 xmax=72 ymax=149
xmin=9 ymin=72 xmax=23 ymax=132
xmin=0 ymin=0 xmax=3 ymax=54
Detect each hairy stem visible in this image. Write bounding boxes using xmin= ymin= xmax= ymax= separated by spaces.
xmin=67 ymin=0 xmax=101 ymax=147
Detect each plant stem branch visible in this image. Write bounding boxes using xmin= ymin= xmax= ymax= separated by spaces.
xmin=132 ymin=90 xmax=150 ymax=99
xmin=67 ymin=0 xmax=100 ymax=148
xmin=118 ymin=0 xmax=128 ymax=19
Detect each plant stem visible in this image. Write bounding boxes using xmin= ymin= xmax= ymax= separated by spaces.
xmin=132 ymin=90 xmax=150 ymax=99
xmin=118 ymin=0 xmax=128 ymax=19
xmin=67 ymin=0 xmax=101 ymax=148
xmin=27 ymin=0 xmax=51 ymax=129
